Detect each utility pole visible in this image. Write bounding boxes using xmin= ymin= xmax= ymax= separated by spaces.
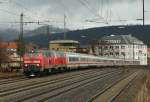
xmin=143 ymin=0 xmax=145 ymax=25
xmin=64 ymin=14 xmax=66 ymax=40
xmin=20 ymin=13 xmax=24 ymax=38
xmin=17 ymin=13 xmax=25 ymax=69
xmin=133 ymin=41 xmax=134 ymax=61
xmin=17 ymin=13 xmax=25 ymax=58
xmin=46 ymin=25 xmax=50 ymax=47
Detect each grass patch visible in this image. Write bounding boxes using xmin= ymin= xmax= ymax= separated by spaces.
xmin=0 ymin=72 xmax=23 ymax=78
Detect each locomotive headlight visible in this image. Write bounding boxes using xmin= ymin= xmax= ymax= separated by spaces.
xmin=25 ymin=64 xmax=28 ymax=67
xmin=37 ymin=64 xmax=40 ymax=66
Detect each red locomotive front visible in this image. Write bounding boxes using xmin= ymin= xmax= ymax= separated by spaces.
xmin=23 ymin=50 xmax=43 ymax=76
xmin=23 ymin=50 xmax=67 ymax=76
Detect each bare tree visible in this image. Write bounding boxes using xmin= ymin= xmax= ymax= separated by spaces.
xmin=0 ymin=37 xmax=10 ymax=70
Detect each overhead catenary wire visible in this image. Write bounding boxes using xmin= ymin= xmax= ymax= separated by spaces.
xmin=8 ymin=0 xmax=44 ymax=21
xmin=0 ymin=8 xmax=19 ymax=16
xmin=105 ymin=0 xmax=112 ymax=24
xmin=100 ymin=0 xmax=103 ymax=17
xmin=84 ymin=0 xmax=110 ymax=24
xmin=83 ymin=0 xmax=99 ymax=14
xmin=0 ymin=1 xmax=38 ymax=23
xmin=77 ymin=0 xmax=103 ymax=19
xmin=10 ymin=0 xmax=71 ymax=29
xmin=0 ymin=1 xmax=53 ymax=30
xmin=58 ymin=0 xmax=70 ymax=26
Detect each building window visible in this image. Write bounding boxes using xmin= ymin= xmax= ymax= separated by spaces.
xmin=129 ymin=45 xmax=131 ymax=48
xmin=110 ymin=46 xmax=114 ymax=49
xmin=121 ymin=52 xmax=125 ymax=56
xmin=104 ymin=46 xmax=108 ymax=50
xmin=121 ymin=46 xmax=125 ymax=49
xmin=115 ymin=46 xmax=119 ymax=49
xmin=99 ymin=46 xmax=102 ymax=49
xmin=110 ymin=52 xmax=113 ymax=55
xmin=115 ymin=52 xmax=119 ymax=56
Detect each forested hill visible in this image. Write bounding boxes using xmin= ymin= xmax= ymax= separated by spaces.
xmin=25 ymin=25 xmax=150 ymax=48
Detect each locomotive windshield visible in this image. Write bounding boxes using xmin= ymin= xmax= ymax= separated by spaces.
xmin=26 ymin=52 xmax=39 ymax=57
xmin=26 ymin=50 xmax=40 ymax=57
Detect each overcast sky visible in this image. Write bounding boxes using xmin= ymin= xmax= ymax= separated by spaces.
xmin=0 ymin=0 xmax=150 ymax=30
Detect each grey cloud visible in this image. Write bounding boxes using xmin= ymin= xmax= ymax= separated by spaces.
xmin=0 ymin=0 xmax=149 ymax=30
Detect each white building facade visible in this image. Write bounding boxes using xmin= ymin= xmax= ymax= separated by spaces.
xmin=96 ymin=35 xmax=147 ymax=65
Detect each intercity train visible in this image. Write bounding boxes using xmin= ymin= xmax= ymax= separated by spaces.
xmin=23 ymin=50 xmax=140 ymax=76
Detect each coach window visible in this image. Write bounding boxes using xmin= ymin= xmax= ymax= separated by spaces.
xmin=96 ymin=59 xmax=99 ymax=62
xmin=75 ymin=57 xmax=78 ymax=61
xmin=60 ymin=53 xmax=64 ymax=57
xmin=81 ymin=58 xmax=86 ymax=61
xmin=69 ymin=57 xmax=78 ymax=61
xmin=49 ymin=52 xmax=52 ymax=56
xmin=115 ymin=46 xmax=119 ymax=49
xmin=69 ymin=57 xmax=73 ymax=61
xmin=81 ymin=58 xmax=84 ymax=61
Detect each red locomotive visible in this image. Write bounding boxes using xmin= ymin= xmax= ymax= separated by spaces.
xmin=23 ymin=50 xmax=140 ymax=76
xmin=23 ymin=50 xmax=67 ymax=76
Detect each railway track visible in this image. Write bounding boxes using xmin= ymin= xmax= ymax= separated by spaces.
xmin=0 ymin=68 xmax=120 ymax=102
xmin=36 ymin=70 xmax=122 ymax=102
xmin=18 ymin=70 xmax=123 ymax=102
xmin=40 ymin=69 xmax=136 ymax=102
xmin=0 ymin=68 xmax=138 ymax=102
xmin=89 ymin=70 xmax=140 ymax=102
xmin=0 ymin=77 xmax=28 ymax=85
xmin=0 ymin=72 xmax=100 ymax=95
xmin=0 ymin=69 xmax=98 ymax=92
xmin=109 ymin=76 xmax=136 ymax=102
xmin=109 ymin=70 xmax=144 ymax=102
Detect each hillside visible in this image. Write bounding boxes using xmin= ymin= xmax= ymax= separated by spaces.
xmin=25 ymin=25 xmax=150 ymax=48
xmin=0 ymin=29 xmax=19 ymax=41
xmin=0 ymin=25 xmax=66 ymax=41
